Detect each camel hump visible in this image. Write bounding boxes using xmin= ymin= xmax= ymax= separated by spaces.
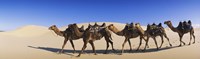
xmin=101 ymin=23 xmax=106 ymax=27
xmin=127 ymin=22 xmax=136 ymax=31
xmin=152 ymin=23 xmax=156 ymax=25
xmin=188 ymin=20 xmax=192 ymax=25
xmin=158 ymin=23 xmax=162 ymax=27
xmin=94 ymin=22 xmax=99 ymax=26
xmin=79 ymin=25 xmax=84 ymax=32
xmin=151 ymin=23 xmax=158 ymax=30
xmin=177 ymin=21 xmax=183 ymax=29
xmin=183 ymin=20 xmax=192 ymax=30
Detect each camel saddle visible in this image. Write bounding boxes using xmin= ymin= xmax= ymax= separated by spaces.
xmin=89 ymin=26 xmax=104 ymax=40
xmin=149 ymin=23 xmax=162 ymax=35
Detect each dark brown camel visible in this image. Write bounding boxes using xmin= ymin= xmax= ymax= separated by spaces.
xmin=135 ymin=23 xmax=172 ymax=51
xmin=164 ymin=20 xmax=195 ymax=46
xmin=69 ymin=23 xmax=114 ymax=57
xmin=49 ymin=25 xmax=84 ymax=53
xmin=107 ymin=23 xmax=147 ymax=54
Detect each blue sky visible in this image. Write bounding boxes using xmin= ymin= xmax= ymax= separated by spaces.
xmin=0 ymin=0 xmax=200 ymax=31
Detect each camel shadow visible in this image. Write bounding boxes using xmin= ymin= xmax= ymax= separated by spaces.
xmin=28 ymin=45 xmax=187 ymax=56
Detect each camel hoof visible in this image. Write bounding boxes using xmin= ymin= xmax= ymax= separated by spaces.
xmin=159 ymin=46 xmax=162 ymax=48
xmin=188 ymin=43 xmax=191 ymax=45
xmin=112 ymin=49 xmax=116 ymax=51
xmin=94 ymin=53 xmax=97 ymax=55
xmin=135 ymin=49 xmax=139 ymax=51
xmin=179 ymin=45 xmax=182 ymax=47
xmin=183 ymin=43 xmax=186 ymax=45
xmin=193 ymin=42 xmax=195 ymax=44
xmin=170 ymin=44 xmax=172 ymax=47
xmin=76 ymin=55 xmax=80 ymax=57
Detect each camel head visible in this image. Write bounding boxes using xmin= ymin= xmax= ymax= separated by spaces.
xmin=164 ymin=20 xmax=172 ymax=25
xmin=49 ymin=25 xmax=57 ymax=30
xmin=49 ymin=25 xmax=64 ymax=36
xmin=108 ymin=24 xmax=114 ymax=30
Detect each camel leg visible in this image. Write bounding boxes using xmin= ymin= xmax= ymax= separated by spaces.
xmin=89 ymin=41 xmax=97 ymax=55
xmin=191 ymin=29 xmax=195 ymax=44
xmin=121 ymin=38 xmax=128 ymax=55
xmin=190 ymin=30 xmax=196 ymax=44
xmin=77 ymin=41 xmax=88 ymax=57
xmin=178 ymin=34 xmax=185 ymax=46
xmin=143 ymin=36 xmax=149 ymax=51
xmin=104 ymin=37 xmax=109 ymax=54
xmin=128 ymin=38 xmax=132 ymax=51
xmin=159 ymin=35 xmax=164 ymax=48
xmin=109 ymin=37 xmax=115 ymax=51
xmin=59 ymin=38 xmax=68 ymax=53
xmin=69 ymin=40 xmax=76 ymax=53
xmin=192 ymin=33 xmax=195 ymax=44
xmin=153 ymin=37 xmax=159 ymax=50
xmin=136 ymin=37 xmax=143 ymax=51
xmin=164 ymin=33 xmax=172 ymax=47
xmin=142 ymin=37 xmax=149 ymax=48
xmin=189 ymin=33 xmax=192 ymax=45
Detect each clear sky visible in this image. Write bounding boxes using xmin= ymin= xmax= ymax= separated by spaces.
xmin=0 ymin=0 xmax=200 ymax=31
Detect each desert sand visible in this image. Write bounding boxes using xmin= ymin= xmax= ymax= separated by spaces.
xmin=0 ymin=22 xmax=199 ymax=59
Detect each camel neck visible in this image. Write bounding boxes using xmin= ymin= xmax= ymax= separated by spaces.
xmin=53 ymin=27 xmax=63 ymax=36
xmin=109 ymin=26 xmax=124 ymax=36
xmin=167 ymin=23 xmax=177 ymax=32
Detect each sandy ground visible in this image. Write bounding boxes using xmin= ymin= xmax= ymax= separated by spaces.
xmin=0 ymin=22 xmax=199 ymax=59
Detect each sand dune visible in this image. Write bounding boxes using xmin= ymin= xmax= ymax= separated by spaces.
xmin=0 ymin=22 xmax=199 ymax=59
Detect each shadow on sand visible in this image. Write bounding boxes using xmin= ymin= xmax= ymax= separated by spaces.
xmin=28 ymin=45 xmax=188 ymax=56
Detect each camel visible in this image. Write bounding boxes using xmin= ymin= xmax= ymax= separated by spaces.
xmin=48 ymin=25 xmax=84 ymax=53
xmin=69 ymin=23 xmax=114 ymax=57
xmin=135 ymin=23 xmax=172 ymax=51
xmin=107 ymin=23 xmax=147 ymax=54
xmin=164 ymin=20 xmax=195 ymax=46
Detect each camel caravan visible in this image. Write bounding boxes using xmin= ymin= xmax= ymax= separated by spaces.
xmin=49 ymin=20 xmax=195 ymax=57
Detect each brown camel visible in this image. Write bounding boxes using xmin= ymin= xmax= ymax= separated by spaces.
xmin=107 ymin=23 xmax=146 ymax=54
xmin=135 ymin=23 xmax=172 ymax=51
xmin=49 ymin=25 xmax=84 ymax=53
xmin=164 ymin=20 xmax=195 ymax=46
xmin=71 ymin=23 xmax=114 ymax=57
